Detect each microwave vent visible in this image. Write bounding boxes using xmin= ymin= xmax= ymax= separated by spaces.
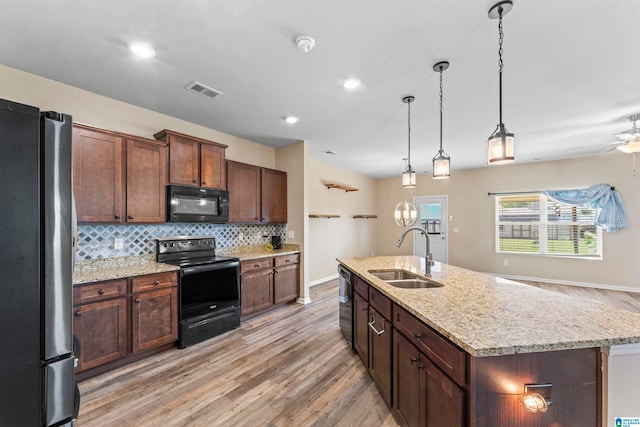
xmin=185 ymin=81 xmax=223 ymax=99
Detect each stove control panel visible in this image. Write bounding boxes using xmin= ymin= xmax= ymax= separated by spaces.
xmin=156 ymin=236 xmax=216 ymax=255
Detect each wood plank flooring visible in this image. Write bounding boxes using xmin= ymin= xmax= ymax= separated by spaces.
xmin=77 ymin=277 xmax=640 ymax=426
xmin=77 ymin=280 xmax=398 ymax=427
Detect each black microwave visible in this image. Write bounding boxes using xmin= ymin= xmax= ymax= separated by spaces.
xmin=167 ymin=185 xmax=229 ymax=223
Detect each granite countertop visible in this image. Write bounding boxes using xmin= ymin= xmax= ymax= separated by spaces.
xmin=73 ymin=244 xmax=301 ymax=285
xmin=337 ymin=255 xmax=640 ymax=357
xmin=217 ymin=244 xmax=301 ymax=261
xmin=73 ymin=254 xmax=180 ymax=285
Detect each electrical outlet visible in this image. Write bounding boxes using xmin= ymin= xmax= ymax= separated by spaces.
xmin=288 ymin=230 xmax=295 ymax=239
xmin=504 ymin=259 xmax=509 ymax=266
xmin=114 ymin=238 xmax=124 ymax=250
xmin=453 ymin=227 xmax=459 ymax=233
xmin=238 ymin=232 xmax=244 ymax=240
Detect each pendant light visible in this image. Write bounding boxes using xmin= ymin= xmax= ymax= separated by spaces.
xmin=487 ymin=0 xmax=515 ymax=165
xmin=432 ymin=61 xmax=451 ymax=179
xmin=402 ymin=96 xmax=417 ymax=188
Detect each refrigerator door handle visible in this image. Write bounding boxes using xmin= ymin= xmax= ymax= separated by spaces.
xmin=43 ymin=357 xmax=75 ymax=426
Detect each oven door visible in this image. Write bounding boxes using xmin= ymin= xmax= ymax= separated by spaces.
xmin=178 ymin=261 xmax=241 ymax=347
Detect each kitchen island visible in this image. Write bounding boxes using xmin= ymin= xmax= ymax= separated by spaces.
xmin=338 ymin=255 xmax=640 ymax=427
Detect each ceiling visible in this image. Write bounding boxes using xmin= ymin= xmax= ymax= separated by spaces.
xmin=1 ymin=0 xmax=639 ymax=178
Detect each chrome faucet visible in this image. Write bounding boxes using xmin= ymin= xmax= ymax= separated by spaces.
xmin=395 ymin=226 xmax=435 ymax=276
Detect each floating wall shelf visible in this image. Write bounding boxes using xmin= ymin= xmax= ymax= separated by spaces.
xmin=353 ymin=215 xmax=378 ymax=219
xmin=309 ymin=214 xmax=341 ymax=218
xmin=324 ymin=183 xmax=359 ymax=192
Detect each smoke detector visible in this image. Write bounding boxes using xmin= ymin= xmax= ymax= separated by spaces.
xmin=296 ymin=36 xmax=315 ymax=53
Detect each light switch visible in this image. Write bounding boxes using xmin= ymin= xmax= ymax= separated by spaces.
xmin=453 ymin=227 xmax=459 ymax=233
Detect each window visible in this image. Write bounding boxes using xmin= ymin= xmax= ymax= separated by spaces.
xmin=495 ymin=194 xmax=601 ymax=257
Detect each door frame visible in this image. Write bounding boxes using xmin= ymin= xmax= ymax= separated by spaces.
xmin=412 ymin=195 xmax=448 ymax=264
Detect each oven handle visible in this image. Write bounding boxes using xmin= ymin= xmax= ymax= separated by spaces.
xmin=187 ymin=311 xmax=238 ymax=329
xmin=181 ymin=261 xmax=240 ymax=276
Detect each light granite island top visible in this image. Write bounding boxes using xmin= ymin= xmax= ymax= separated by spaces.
xmin=338 ymin=255 xmax=640 ymax=357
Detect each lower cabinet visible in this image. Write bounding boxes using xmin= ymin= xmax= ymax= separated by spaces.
xmin=353 ymin=289 xmax=369 ymax=367
xmin=240 ymin=253 xmax=299 ymax=317
xmin=393 ymin=331 xmax=464 ymax=427
xmin=73 ymin=271 xmax=178 ymax=378
xmin=368 ymin=306 xmax=392 ymax=407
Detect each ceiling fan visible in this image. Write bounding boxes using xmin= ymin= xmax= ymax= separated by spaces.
xmin=614 ymin=113 xmax=640 ymax=153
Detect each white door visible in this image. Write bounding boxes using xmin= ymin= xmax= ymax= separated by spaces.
xmin=413 ymin=196 xmax=448 ymax=263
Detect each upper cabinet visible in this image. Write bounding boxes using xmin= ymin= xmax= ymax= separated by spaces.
xmin=73 ymin=124 xmax=167 ymax=224
xmin=153 ymin=129 xmax=227 ymax=190
xmin=227 ymin=160 xmax=287 ymax=224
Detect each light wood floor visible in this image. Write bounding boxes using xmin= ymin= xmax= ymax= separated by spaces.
xmin=77 ymin=280 xmax=398 ymax=427
xmin=77 ymin=278 xmax=640 ymax=427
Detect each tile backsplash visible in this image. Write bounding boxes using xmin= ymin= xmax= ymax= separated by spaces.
xmin=77 ymin=223 xmax=287 ymax=259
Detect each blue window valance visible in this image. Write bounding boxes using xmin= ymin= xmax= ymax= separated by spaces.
xmin=543 ymin=184 xmax=628 ymax=232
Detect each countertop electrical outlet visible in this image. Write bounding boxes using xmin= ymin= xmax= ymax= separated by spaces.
xmin=114 ymin=238 xmax=124 ymax=250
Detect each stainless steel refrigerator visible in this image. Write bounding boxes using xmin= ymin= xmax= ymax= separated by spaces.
xmin=0 ymin=99 xmax=79 ymax=426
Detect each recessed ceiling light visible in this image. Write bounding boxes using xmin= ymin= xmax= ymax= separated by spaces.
xmin=343 ymin=78 xmax=361 ymax=89
xmin=284 ymin=116 xmax=299 ymax=124
xmin=129 ymin=42 xmax=156 ymax=58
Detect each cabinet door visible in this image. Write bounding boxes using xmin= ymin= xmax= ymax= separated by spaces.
xmin=227 ymin=160 xmax=261 ymax=223
xmin=425 ymin=358 xmax=465 ymax=427
xmin=168 ymin=134 xmax=199 ymax=186
xmin=72 ymin=126 xmax=124 ymax=223
xmin=131 ymin=287 xmax=178 ymax=353
xmin=261 ymin=167 xmax=287 ymax=223
xmin=126 ymin=139 xmax=167 ymax=223
xmin=200 ymin=143 xmax=226 ymax=189
xmin=393 ymin=331 xmax=422 ymax=427
xmin=368 ymin=307 xmax=392 ymax=407
xmin=353 ymin=290 xmax=369 ymax=368
xmin=274 ymin=263 xmax=298 ymax=304
xmin=73 ymin=297 xmax=127 ymax=372
xmin=241 ymin=269 xmax=273 ymax=315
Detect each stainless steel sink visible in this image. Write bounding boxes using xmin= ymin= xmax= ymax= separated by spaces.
xmin=368 ymin=269 xmax=443 ymax=289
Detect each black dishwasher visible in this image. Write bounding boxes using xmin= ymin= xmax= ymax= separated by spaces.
xmin=338 ymin=265 xmax=354 ymax=351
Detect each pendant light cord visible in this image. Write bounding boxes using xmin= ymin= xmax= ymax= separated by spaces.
xmin=407 ymin=99 xmax=412 ymax=166
xmin=498 ymin=7 xmax=504 ymax=125
xmin=439 ymin=67 xmax=444 ymax=152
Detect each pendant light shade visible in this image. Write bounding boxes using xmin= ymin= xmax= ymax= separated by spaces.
xmin=402 ymin=96 xmax=416 ymax=188
xmin=394 ymin=200 xmax=417 ymax=228
xmin=432 ymin=61 xmax=451 ymax=179
xmin=487 ymin=0 xmax=515 ymax=165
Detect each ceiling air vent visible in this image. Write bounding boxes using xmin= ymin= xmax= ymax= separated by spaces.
xmin=185 ymin=81 xmax=223 ymax=99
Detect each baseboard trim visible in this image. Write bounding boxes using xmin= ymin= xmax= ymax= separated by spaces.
xmin=488 ymin=273 xmax=640 ymax=294
xmin=310 ymin=274 xmax=338 ymax=287
xmin=296 ymin=297 xmax=312 ymax=305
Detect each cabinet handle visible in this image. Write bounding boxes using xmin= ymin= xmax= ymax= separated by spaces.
xmin=274 ymin=270 xmax=279 ymax=274
xmin=74 ymin=310 xmax=82 ymax=316
xmin=135 ymin=298 xmax=140 ymax=303
xmin=192 ymin=179 xmax=197 ymax=184
xmin=413 ymin=332 xmax=424 ymax=343
xmin=417 ymin=362 xmax=425 ymax=369
xmin=362 ymin=306 xmax=369 ymax=311
xmin=368 ymin=316 xmax=385 ymax=336
xmin=98 ymin=289 xmax=105 ymax=295
xmin=254 ymin=264 xmax=260 ymax=268
xmin=410 ymin=356 xmax=418 ymax=365
xmin=153 ymin=280 xmax=160 ymax=286
xmin=285 ymin=259 xmax=290 ymax=263
xmin=114 ymin=214 xmax=120 ymax=219
xmin=128 ymin=215 xmax=134 ymax=220
xmin=202 ymin=180 xmax=206 ymax=185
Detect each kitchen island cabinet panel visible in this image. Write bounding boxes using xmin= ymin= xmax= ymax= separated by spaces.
xmin=368 ymin=306 xmax=392 ymax=408
xmin=126 ymin=138 xmax=167 ymax=223
xmin=72 ymin=126 xmax=124 ymax=223
xmin=353 ymin=289 xmax=369 ymax=368
xmin=393 ymin=331 xmax=422 ymax=427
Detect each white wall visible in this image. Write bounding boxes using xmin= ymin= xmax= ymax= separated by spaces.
xmin=308 ymin=159 xmax=377 ymax=284
xmin=604 ymin=345 xmax=640 ymax=426
xmin=375 ymin=154 xmax=640 ymax=290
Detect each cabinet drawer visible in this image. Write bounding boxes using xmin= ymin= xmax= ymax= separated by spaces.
xmin=274 ymin=254 xmax=299 ymax=266
xmin=393 ymin=303 xmax=466 ymax=387
xmin=353 ymin=275 xmax=369 ymax=300
xmin=131 ymin=272 xmax=177 ymax=293
xmin=73 ymin=279 xmax=127 ymax=305
xmin=241 ymin=257 xmax=273 ymax=273
xmin=369 ymin=286 xmax=392 ymax=320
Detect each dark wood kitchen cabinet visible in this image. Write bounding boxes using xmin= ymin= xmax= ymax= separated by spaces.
xmin=240 ymin=254 xmax=300 ymax=317
xmin=353 ymin=278 xmax=369 ymax=367
xmin=227 ymin=160 xmax=287 ymax=223
xmin=368 ymin=287 xmax=393 ymax=408
xmin=73 ymin=271 xmax=179 ymax=380
xmin=130 ymin=272 xmax=178 ymax=353
xmin=273 ymin=254 xmax=299 ymax=304
xmin=72 ymin=279 xmax=128 ymax=372
xmin=126 ymin=137 xmax=167 ymax=223
xmin=72 ymin=125 xmax=125 ymax=223
xmin=240 ymin=258 xmax=274 ymax=316
xmin=154 ymin=129 xmax=227 ymax=189
xmin=72 ymin=124 xmax=168 ymax=224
